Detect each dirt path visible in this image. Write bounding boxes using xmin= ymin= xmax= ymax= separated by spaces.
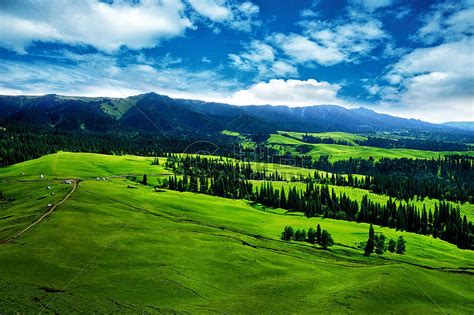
xmin=5 ymin=180 xmax=79 ymax=242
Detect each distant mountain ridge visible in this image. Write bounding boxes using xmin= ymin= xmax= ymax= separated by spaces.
xmin=441 ymin=122 xmax=474 ymax=132
xmin=0 ymin=93 xmax=471 ymax=140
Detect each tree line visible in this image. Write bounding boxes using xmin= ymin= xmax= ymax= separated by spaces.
xmin=281 ymin=224 xmax=334 ymax=249
xmin=303 ymin=155 xmax=474 ymax=203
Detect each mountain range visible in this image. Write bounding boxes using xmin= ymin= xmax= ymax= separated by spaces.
xmin=0 ymin=93 xmax=472 ymax=140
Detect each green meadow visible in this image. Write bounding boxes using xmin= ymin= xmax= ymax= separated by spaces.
xmin=278 ymin=131 xmax=367 ymax=145
xmin=266 ymin=133 xmax=474 ymax=161
xmin=0 ymin=152 xmax=473 ymax=313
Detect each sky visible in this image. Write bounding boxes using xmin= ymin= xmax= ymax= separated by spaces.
xmin=0 ymin=0 xmax=472 ymax=123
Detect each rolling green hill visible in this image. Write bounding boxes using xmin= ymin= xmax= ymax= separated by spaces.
xmin=0 ymin=153 xmax=473 ymax=313
xmin=267 ymin=133 xmax=474 ymax=161
xmin=278 ymin=131 xmax=367 ymax=145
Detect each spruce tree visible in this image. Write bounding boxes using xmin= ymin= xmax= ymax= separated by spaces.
xmin=396 ymin=236 xmax=406 ymax=254
xmin=388 ymin=239 xmax=396 ymax=253
xmin=307 ymin=227 xmax=316 ymax=244
xmin=281 ymin=226 xmax=294 ymax=241
xmin=142 ymin=174 xmax=148 ymax=185
xmin=364 ymin=224 xmax=375 ymax=256
xmin=316 ymin=224 xmax=322 ymax=244
xmin=320 ymin=230 xmax=334 ymax=249
xmin=375 ymin=233 xmax=386 ymax=254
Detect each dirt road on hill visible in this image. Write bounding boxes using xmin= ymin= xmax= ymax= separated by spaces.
xmin=2 ymin=179 xmax=79 ymax=243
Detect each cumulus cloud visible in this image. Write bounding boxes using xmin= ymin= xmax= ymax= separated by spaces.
xmin=349 ymin=0 xmax=394 ymax=12
xmin=229 ymin=40 xmax=297 ymax=78
xmin=270 ymin=33 xmax=345 ymax=66
xmin=0 ymin=50 xmax=239 ymax=99
xmin=270 ymin=7 xmax=388 ymax=66
xmin=0 ymin=0 xmax=261 ymax=53
xmin=0 ymin=0 xmax=193 ymax=53
xmin=224 ymin=79 xmax=345 ymax=106
xmin=416 ymin=0 xmax=474 ymax=44
xmin=379 ymin=38 xmax=474 ymax=122
xmin=188 ymin=0 xmax=231 ymax=21
xmin=188 ymin=0 xmax=260 ymax=32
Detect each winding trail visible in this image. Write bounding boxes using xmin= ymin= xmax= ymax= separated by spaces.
xmin=3 ymin=179 xmax=79 ymax=243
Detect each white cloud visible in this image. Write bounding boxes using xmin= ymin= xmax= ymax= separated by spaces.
xmin=350 ymin=0 xmax=394 ymax=12
xmin=229 ymin=40 xmax=297 ymax=78
xmin=270 ymin=61 xmax=298 ymax=77
xmin=417 ymin=0 xmax=474 ymax=44
xmin=0 ymin=50 xmax=240 ymax=100
xmin=270 ymin=10 xmax=388 ymax=66
xmin=187 ymin=0 xmax=260 ymax=32
xmin=187 ymin=0 xmax=231 ymax=21
xmin=271 ymin=33 xmax=345 ymax=65
xmin=0 ymin=0 xmax=261 ymax=53
xmin=0 ymin=0 xmax=193 ymax=53
xmin=379 ymin=38 xmax=474 ymax=122
xmin=224 ymin=79 xmax=346 ymax=106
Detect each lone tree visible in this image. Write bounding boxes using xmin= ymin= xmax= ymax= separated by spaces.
xmin=388 ymin=239 xmax=396 ymax=253
xmin=316 ymin=224 xmax=322 ymax=244
xmin=281 ymin=226 xmax=295 ymax=241
xmin=320 ymin=230 xmax=334 ymax=249
xmin=307 ymin=227 xmax=316 ymax=244
xmin=375 ymin=233 xmax=386 ymax=255
xmin=364 ymin=224 xmax=375 ymax=256
xmin=295 ymin=229 xmax=302 ymax=241
xmin=396 ymin=236 xmax=406 ymax=254
xmin=142 ymin=174 xmax=148 ymax=185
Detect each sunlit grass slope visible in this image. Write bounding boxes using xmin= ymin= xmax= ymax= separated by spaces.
xmin=0 ymin=153 xmax=473 ymax=313
xmin=278 ymin=131 xmax=367 ymax=145
xmin=267 ymin=133 xmax=474 ymax=161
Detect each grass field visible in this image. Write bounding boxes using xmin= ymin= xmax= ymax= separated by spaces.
xmin=0 ymin=152 xmax=473 ymax=313
xmin=267 ymin=133 xmax=474 ymax=161
xmin=278 ymin=131 xmax=367 ymax=145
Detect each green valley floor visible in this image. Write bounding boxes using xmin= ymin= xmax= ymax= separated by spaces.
xmin=0 ymin=153 xmax=473 ymax=313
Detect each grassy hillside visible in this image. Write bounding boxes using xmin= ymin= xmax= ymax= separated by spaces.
xmin=267 ymin=133 xmax=474 ymax=161
xmin=0 ymin=153 xmax=473 ymax=313
xmin=279 ymin=131 xmax=367 ymax=145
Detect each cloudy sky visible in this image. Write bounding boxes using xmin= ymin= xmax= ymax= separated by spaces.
xmin=0 ymin=0 xmax=472 ymax=122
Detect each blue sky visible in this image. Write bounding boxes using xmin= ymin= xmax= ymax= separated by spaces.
xmin=0 ymin=0 xmax=472 ymax=122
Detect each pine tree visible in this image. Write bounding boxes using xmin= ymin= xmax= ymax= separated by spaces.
xmin=281 ymin=226 xmax=294 ymax=241
xmin=375 ymin=233 xmax=386 ymax=254
xmin=320 ymin=230 xmax=334 ymax=249
xmin=364 ymin=224 xmax=375 ymax=256
xmin=142 ymin=174 xmax=148 ymax=185
xmin=307 ymin=227 xmax=316 ymax=244
xmin=388 ymin=239 xmax=396 ymax=253
xmin=396 ymin=236 xmax=406 ymax=254
xmin=316 ymin=224 xmax=322 ymax=244
xmin=295 ymin=229 xmax=303 ymax=241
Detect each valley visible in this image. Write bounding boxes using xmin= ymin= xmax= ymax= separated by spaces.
xmin=0 ymin=150 xmax=472 ymax=313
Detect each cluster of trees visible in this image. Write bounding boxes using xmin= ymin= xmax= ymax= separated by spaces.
xmin=281 ymin=224 xmax=334 ymax=249
xmin=164 ymin=154 xmax=284 ymax=181
xmin=252 ymin=182 xmax=473 ymax=249
xmin=167 ymin=172 xmax=253 ymax=200
xmin=363 ymin=224 xmax=406 ymax=256
xmin=357 ymin=136 xmax=471 ymax=151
